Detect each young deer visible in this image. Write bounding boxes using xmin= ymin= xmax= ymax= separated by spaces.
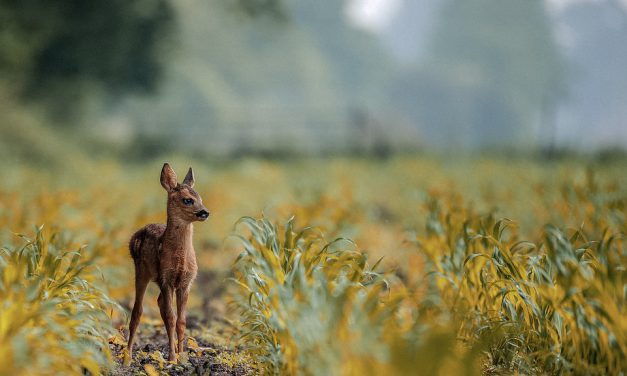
xmin=127 ymin=163 xmax=210 ymax=362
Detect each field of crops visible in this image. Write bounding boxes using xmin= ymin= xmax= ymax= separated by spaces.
xmin=0 ymin=155 xmax=625 ymax=375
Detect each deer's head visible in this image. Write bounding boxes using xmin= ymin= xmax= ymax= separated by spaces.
xmin=160 ymin=163 xmax=210 ymax=223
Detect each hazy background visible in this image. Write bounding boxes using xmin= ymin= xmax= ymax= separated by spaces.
xmin=1 ymin=0 xmax=626 ymax=165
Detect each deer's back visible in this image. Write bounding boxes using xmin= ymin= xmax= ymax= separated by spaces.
xmin=129 ymin=223 xmax=166 ymax=281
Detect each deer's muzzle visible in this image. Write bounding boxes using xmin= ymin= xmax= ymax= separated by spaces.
xmin=195 ymin=209 xmax=210 ymax=220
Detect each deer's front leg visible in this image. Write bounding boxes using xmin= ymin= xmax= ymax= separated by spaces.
xmin=157 ymin=286 xmax=177 ymax=361
xmin=176 ymin=287 xmax=189 ymax=353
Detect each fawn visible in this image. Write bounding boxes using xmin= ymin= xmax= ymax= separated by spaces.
xmin=127 ymin=163 xmax=210 ymax=362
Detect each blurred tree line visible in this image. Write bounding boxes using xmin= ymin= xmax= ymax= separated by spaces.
xmin=392 ymin=0 xmax=565 ymax=149
xmin=0 ymin=0 xmax=283 ymax=119
xmin=0 ymin=0 xmax=174 ymax=120
xmin=0 ymin=0 xmax=625 ymax=161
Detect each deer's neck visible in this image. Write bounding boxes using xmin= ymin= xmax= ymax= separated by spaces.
xmin=163 ymin=217 xmax=194 ymax=253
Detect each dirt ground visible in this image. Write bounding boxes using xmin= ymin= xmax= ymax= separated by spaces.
xmin=106 ymin=268 xmax=255 ymax=376
xmin=108 ymin=314 xmax=255 ymax=376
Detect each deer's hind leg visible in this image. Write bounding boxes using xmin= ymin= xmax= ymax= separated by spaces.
xmin=127 ymin=268 xmax=150 ymax=358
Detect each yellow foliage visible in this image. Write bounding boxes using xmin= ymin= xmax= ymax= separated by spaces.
xmin=144 ymin=363 xmax=159 ymax=376
xmin=0 ymin=227 xmax=118 ymax=376
xmin=0 ymin=156 xmax=624 ymax=374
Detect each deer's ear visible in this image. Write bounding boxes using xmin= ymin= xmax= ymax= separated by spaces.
xmin=160 ymin=163 xmax=178 ymax=192
xmin=182 ymin=167 xmax=195 ymax=188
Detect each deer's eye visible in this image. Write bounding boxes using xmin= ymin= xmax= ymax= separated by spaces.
xmin=182 ymin=198 xmax=194 ymax=206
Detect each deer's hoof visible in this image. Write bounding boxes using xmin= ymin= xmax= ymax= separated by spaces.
xmin=122 ymin=349 xmax=132 ymax=366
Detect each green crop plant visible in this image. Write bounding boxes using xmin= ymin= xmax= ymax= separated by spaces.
xmin=0 ymin=226 xmax=119 ymax=376
xmin=230 ymin=216 xmax=485 ymax=376
xmin=419 ymin=194 xmax=626 ymax=375
xmin=0 ymin=157 xmax=624 ymax=374
xmin=229 ymin=171 xmax=626 ymax=375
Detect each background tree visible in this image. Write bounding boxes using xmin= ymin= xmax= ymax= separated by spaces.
xmin=120 ymin=0 xmax=394 ymax=157
xmin=402 ymin=0 xmax=566 ymax=149
xmin=0 ymin=0 xmax=287 ymax=123
xmin=0 ymin=0 xmax=175 ymax=121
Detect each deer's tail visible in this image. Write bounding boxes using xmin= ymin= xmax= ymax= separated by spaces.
xmin=129 ymin=228 xmax=146 ymax=261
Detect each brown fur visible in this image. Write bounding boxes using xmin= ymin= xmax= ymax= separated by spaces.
xmin=127 ymin=163 xmax=210 ymax=362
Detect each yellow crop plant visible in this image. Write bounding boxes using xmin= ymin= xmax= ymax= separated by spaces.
xmin=0 ymin=227 xmax=119 ymax=376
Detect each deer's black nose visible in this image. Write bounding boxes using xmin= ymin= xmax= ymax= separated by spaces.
xmin=195 ymin=209 xmax=210 ymax=219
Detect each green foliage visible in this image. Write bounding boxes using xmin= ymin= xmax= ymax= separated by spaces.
xmin=420 ymin=188 xmax=626 ymax=374
xmin=0 ymin=0 xmax=174 ymax=120
xmin=230 ymin=0 xmax=287 ymax=18
xmin=0 ymin=226 xmax=120 ymax=376
xmin=0 ymin=93 xmax=90 ymax=168
xmin=0 ymin=157 xmax=624 ymax=374
xmin=107 ymin=0 xmax=396 ymax=157
xmin=231 ymin=216 xmax=485 ymax=375
xmin=230 ymin=173 xmax=626 ymax=375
